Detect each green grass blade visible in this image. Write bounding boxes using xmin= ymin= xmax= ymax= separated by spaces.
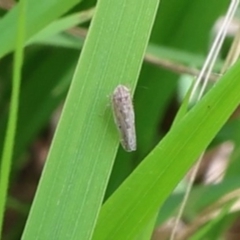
xmin=0 ymin=0 xmax=81 ymax=58
xmin=21 ymin=0 xmax=160 ymax=239
xmin=0 ymin=0 xmax=26 ymax=235
xmin=137 ymin=213 xmax=158 ymax=240
xmin=136 ymin=79 xmax=193 ymax=240
xmin=92 ymin=61 xmax=240 ymax=240
xmin=27 ymin=8 xmax=95 ymax=45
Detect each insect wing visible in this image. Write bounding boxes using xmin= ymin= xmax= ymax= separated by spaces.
xmin=112 ymin=85 xmax=136 ymax=152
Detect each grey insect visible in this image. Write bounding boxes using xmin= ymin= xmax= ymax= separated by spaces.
xmin=111 ymin=85 xmax=136 ymax=152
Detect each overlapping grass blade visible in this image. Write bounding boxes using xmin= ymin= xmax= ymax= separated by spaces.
xmin=92 ymin=61 xmax=240 ymax=239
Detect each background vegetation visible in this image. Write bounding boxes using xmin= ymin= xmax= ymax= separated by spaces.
xmin=0 ymin=0 xmax=240 ymax=239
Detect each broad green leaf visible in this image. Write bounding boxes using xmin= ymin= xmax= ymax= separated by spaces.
xmin=22 ymin=0 xmax=160 ymax=239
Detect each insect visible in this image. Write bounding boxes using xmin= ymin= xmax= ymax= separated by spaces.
xmin=111 ymin=85 xmax=136 ymax=152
